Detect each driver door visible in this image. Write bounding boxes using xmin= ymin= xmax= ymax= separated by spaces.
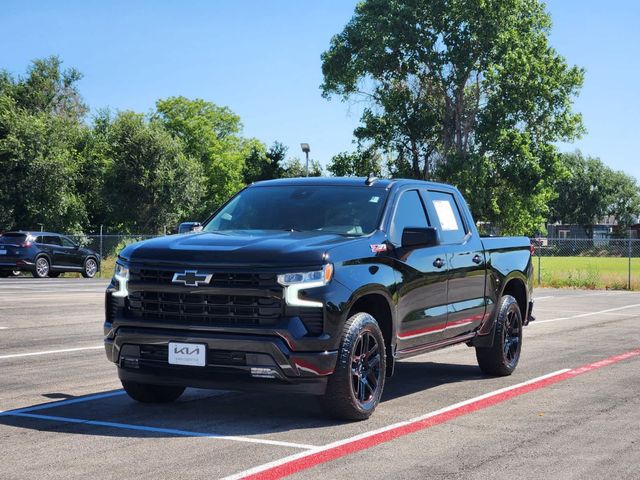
xmin=391 ymin=189 xmax=449 ymax=353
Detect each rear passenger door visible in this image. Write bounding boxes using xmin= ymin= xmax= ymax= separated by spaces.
xmin=390 ymin=189 xmax=449 ymax=352
xmin=423 ymin=190 xmax=487 ymax=338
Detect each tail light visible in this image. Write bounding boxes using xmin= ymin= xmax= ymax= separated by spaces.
xmin=20 ymin=241 xmax=32 ymax=248
xmin=529 ymin=242 xmax=535 ymax=256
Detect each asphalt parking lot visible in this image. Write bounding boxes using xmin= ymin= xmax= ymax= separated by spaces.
xmin=1 ymin=278 xmax=639 ymax=480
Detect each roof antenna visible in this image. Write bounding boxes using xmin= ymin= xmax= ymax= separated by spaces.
xmin=365 ymin=172 xmax=378 ymax=186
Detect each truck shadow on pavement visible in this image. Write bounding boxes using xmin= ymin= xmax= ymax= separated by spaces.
xmin=1 ymin=361 xmax=485 ymax=439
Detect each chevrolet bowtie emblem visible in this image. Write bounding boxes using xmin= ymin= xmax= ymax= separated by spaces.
xmin=172 ymin=270 xmax=212 ymax=287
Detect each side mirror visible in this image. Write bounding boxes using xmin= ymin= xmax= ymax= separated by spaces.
xmin=178 ymin=221 xmax=203 ymax=234
xmin=401 ymin=227 xmax=439 ymax=249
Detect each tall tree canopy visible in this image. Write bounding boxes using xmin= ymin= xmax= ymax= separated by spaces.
xmin=154 ymin=97 xmax=261 ymax=218
xmin=101 ymin=111 xmax=204 ymax=233
xmin=0 ymin=57 xmax=89 ymax=231
xmin=321 ymin=0 xmax=584 ymax=234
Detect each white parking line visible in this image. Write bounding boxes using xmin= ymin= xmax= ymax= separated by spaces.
xmin=0 ymin=390 xmax=316 ymax=450
xmin=533 ymin=304 xmax=640 ymax=325
xmin=0 ymin=345 xmax=104 ymax=360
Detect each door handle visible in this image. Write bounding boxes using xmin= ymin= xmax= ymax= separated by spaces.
xmin=433 ymin=258 xmax=445 ymax=269
xmin=472 ymin=254 xmax=483 ymax=264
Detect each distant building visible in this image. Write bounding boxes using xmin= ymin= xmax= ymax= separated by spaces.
xmin=546 ymin=223 xmax=617 ymax=240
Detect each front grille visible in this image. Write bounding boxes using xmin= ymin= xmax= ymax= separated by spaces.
xmin=130 ymin=268 xmax=278 ymax=288
xmin=127 ymin=291 xmax=282 ymax=327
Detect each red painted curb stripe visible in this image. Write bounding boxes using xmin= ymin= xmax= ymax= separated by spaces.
xmin=237 ymin=348 xmax=640 ymax=480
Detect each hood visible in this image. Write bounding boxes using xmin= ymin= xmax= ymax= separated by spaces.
xmin=120 ymin=230 xmax=364 ymax=267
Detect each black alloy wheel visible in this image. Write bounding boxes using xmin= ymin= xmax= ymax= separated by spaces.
xmin=351 ymin=330 xmax=382 ymax=409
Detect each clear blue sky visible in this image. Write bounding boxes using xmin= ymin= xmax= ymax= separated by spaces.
xmin=1 ymin=1 xmax=638 ymax=179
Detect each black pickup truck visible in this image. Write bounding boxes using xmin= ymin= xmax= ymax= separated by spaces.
xmin=105 ymin=177 xmax=534 ymax=420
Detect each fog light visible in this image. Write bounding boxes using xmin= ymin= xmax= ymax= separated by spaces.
xmin=251 ymin=367 xmax=277 ymax=379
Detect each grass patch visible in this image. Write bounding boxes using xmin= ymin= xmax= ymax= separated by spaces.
xmin=535 ymin=256 xmax=640 ymax=290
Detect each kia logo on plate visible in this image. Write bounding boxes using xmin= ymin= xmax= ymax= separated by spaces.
xmin=174 ymin=346 xmax=200 ymax=355
xmin=171 ymin=270 xmax=212 ymax=287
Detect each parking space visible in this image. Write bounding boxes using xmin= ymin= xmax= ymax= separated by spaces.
xmin=1 ymin=279 xmax=639 ymax=479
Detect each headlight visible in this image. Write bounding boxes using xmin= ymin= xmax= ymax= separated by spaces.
xmin=277 ymin=264 xmax=333 ymax=286
xmin=278 ymin=264 xmax=333 ymax=307
xmin=112 ymin=262 xmax=130 ymax=297
xmin=114 ymin=263 xmax=129 ymax=280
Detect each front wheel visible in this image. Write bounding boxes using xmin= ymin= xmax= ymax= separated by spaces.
xmin=321 ymin=312 xmax=386 ymax=421
xmin=121 ymin=381 xmax=185 ymax=403
xmin=475 ymin=295 xmax=523 ymax=376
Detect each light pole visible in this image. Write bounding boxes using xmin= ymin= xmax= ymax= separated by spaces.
xmin=300 ymin=143 xmax=310 ymax=177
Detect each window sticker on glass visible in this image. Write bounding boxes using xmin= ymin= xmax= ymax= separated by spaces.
xmin=369 ymin=196 xmax=380 ymax=203
xmin=432 ymin=200 xmax=459 ymax=231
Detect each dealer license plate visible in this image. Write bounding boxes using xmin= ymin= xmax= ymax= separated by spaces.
xmin=168 ymin=342 xmax=206 ymax=367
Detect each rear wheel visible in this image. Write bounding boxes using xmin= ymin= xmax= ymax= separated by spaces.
xmin=321 ymin=312 xmax=386 ymax=421
xmin=82 ymin=258 xmax=98 ymax=278
xmin=475 ymin=295 xmax=522 ymax=376
xmin=11 ymin=270 xmax=20 ymax=277
xmin=121 ymin=381 xmax=185 ymax=403
xmin=32 ymin=257 xmax=50 ymax=278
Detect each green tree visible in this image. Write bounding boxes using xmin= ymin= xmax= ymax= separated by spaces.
xmin=607 ymin=171 xmax=640 ymax=232
xmin=242 ymin=141 xmax=288 ymax=184
xmin=281 ymin=157 xmax=323 ymax=178
xmin=550 ymin=152 xmax=640 ymax=232
xmin=154 ymin=96 xmax=261 ymax=218
xmin=328 ymin=149 xmax=382 ymax=177
xmin=101 ymin=111 xmax=204 ymax=233
xmin=321 ymin=0 xmax=584 ymax=235
xmin=0 ymin=57 xmax=90 ymax=232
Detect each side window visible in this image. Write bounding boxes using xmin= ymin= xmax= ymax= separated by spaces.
xmin=43 ymin=236 xmax=61 ymax=246
xmin=34 ymin=236 xmax=43 ymax=244
xmin=390 ymin=190 xmax=429 ymax=245
xmin=60 ymin=237 xmax=75 ymax=248
xmin=427 ymin=191 xmax=467 ymax=244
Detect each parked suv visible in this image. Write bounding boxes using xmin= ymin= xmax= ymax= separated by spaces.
xmin=0 ymin=231 xmax=100 ymax=278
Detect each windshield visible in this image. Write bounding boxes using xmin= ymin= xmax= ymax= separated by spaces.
xmin=204 ymin=185 xmax=388 ymax=236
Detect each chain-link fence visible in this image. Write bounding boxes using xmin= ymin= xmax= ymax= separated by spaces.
xmin=531 ymin=238 xmax=640 ymax=290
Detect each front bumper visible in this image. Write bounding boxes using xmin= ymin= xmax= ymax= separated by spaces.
xmin=105 ymin=326 xmax=338 ymax=395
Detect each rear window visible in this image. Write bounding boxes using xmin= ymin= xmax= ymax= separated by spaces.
xmin=0 ymin=233 xmax=27 ymax=241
